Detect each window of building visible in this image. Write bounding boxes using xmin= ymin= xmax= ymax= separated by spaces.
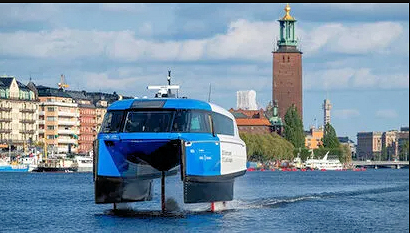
xmin=47 ymin=116 xmax=55 ymax=121
xmin=47 ymin=126 xmax=55 ymax=130
xmin=47 ymin=107 xmax=55 ymax=112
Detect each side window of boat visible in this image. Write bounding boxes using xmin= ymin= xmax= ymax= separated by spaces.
xmin=189 ymin=111 xmax=212 ymax=133
xmin=211 ymin=112 xmax=234 ymax=136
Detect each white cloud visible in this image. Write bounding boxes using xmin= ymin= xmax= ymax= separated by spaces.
xmin=333 ymin=109 xmax=360 ymax=120
xmin=300 ymin=22 xmax=403 ymax=56
xmin=0 ymin=19 xmax=406 ymax=62
xmin=205 ymin=19 xmax=277 ymax=60
xmin=376 ymin=109 xmax=398 ymax=119
xmin=304 ymin=67 xmax=408 ymax=90
xmin=329 ymin=22 xmax=403 ymax=54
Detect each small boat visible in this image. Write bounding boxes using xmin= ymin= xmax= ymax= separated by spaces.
xmin=0 ymin=158 xmax=29 ymax=172
xmin=93 ymin=71 xmax=247 ymax=212
xmin=305 ymin=151 xmax=343 ymax=171
xmin=32 ymin=158 xmax=78 ymax=173
xmin=75 ymin=155 xmax=93 ymax=173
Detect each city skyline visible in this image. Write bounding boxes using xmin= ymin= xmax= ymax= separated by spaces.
xmin=0 ymin=3 xmax=408 ymax=142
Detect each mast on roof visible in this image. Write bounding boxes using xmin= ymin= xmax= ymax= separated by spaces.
xmin=147 ymin=70 xmax=180 ymax=98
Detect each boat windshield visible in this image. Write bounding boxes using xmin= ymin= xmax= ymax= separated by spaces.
xmin=100 ymin=111 xmax=124 ymax=133
xmin=123 ymin=111 xmax=173 ymax=133
xmin=100 ymin=109 xmax=213 ymax=134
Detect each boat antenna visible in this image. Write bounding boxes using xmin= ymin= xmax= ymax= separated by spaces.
xmin=147 ymin=70 xmax=180 ymax=98
xmin=167 ymin=70 xmax=171 ymax=85
xmin=208 ymin=83 xmax=212 ymax=102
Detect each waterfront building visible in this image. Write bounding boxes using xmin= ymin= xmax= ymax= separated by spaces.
xmin=236 ymin=90 xmax=258 ymax=110
xmin=357 ymin=128 xmax=409 ymax=161
xmin=356 ymin=132 xmax=382 ymax=161
xmin=95 ymin=100 xmax=108 ymax=133
xmin=382 ymin=130 xmax=398 ymax=160
xmin=305 ymin=126 xmax=324 ymax=150
xmin=323 ymin=99 xmax=332 ymax=125
xmin=229 ymin=108 xmax=273 ymax=134
xmin=0 ymin=76 xmax=39 ymax=151
xmin=272 ymin=3 xmax=303 ymax=121
xmin=36 ymin=85 xmax=80 ymax=156
xmin=65 ymin=90 xmax=97 ymax=155
xmin=77 ymin=99 xmax=96 ymax=154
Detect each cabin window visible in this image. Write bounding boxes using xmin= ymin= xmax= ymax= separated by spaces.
xmin=171 ymin=110 xmax=212 ymax=133
xmin=123 ymin=111 xmax=173 ymax=133
xmin=189 ymin=111 xmax=212 ymax=133
xmin=100 ymin=111 xmax=124 ymax=133
xmin=211 ymin=112 xmax=234 ymax=136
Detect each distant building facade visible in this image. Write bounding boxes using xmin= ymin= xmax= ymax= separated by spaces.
xmin=356 ymin=132 xmax=383 ymax=161
xmin=0 ymin=76 xmax=39 ymax=151
xmin=272 ymin=4 xmax=303 ymax=121
xmin=305 ymin=126 xmax=324 ymax=150
xmin=0 ymin=74 xmax=133 ymax=156
xmin=382 ymin=130 xmax=398 ymax=160
xmin=229 ymin=108 xmax=273 ymax=134
xmin=323 ymin=99 xmax=332 ymax=125
xmin=236 ymin=90 xmax=258 ymax=110
xmin=36 ymin=86 xmax=80 ymax=156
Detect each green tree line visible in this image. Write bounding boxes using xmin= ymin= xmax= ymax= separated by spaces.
xmin=239 ymin=105 xmax=352 ymax=164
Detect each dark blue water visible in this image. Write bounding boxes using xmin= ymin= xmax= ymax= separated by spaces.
xmin=0 ymin=169 xmax=408 ymax=233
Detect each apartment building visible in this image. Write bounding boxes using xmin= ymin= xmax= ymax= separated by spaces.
xmin=305 ymin=126 xmax=324 ymax=150
xmin=37 ymin=86 xmax=79 ymax=156
xmin=77 ymin=99 xmax=96 ymax=154
xmin=95 ymin=100 xmax=108 ymax=133
xmin=0 ymin=76 xmax=39 ymax=151
xmin=382 ymin=130 xmax=398 ymax=160
xmin=356 ymin=132 xmax=382 ymax=160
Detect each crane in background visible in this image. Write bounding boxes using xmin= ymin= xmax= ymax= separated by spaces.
xmin=58 ymin=74 xmax=69 ymax=90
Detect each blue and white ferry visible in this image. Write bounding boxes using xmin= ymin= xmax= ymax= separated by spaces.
xmin=93 ymin=72 xmax=247 ymax=212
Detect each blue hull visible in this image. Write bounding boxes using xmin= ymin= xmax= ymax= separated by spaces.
xmin=0 ymin=165 xmax=29 ymax=172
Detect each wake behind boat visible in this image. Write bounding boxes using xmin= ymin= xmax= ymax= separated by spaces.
xmin=93 ymin=71 xmax=247 ymax=212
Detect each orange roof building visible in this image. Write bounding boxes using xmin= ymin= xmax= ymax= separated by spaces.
xmin=229 ymin=108 xmax=273 ymax=134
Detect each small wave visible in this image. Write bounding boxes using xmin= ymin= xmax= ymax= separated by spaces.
xmin=231 ymin=185 xmax=409 ymax=210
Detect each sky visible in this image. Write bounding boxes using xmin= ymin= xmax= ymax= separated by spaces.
xmin=0 ymin=3 xmax=409 ymax=143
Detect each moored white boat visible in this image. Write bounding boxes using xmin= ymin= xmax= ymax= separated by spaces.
xmin=305 ymin=151 xmax=343 ymax=171
xmin=0 ymin=157 xmax=29 ymax=172
xmin=75 ymin=156 xmax=93 ymax=173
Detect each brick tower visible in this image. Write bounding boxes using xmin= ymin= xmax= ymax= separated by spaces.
xmin=272 ymin=4 xmax=303 ymax=121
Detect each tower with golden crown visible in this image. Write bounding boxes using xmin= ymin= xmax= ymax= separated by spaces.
xmin=272 ymin=3 xmax=303 ymax=121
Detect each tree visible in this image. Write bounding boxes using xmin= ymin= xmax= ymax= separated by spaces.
xmin=322 ymin=122 xmax=340 ymax=148
xmin=339 ymin=143 xmax=352 ymax=164
xmin=283 ymin=104 xmax=305 ymax=149
xmin=239 ymin=132 xmax=294 ymax=162
xmin=399 ymin=140 xmax=409 ymax=161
